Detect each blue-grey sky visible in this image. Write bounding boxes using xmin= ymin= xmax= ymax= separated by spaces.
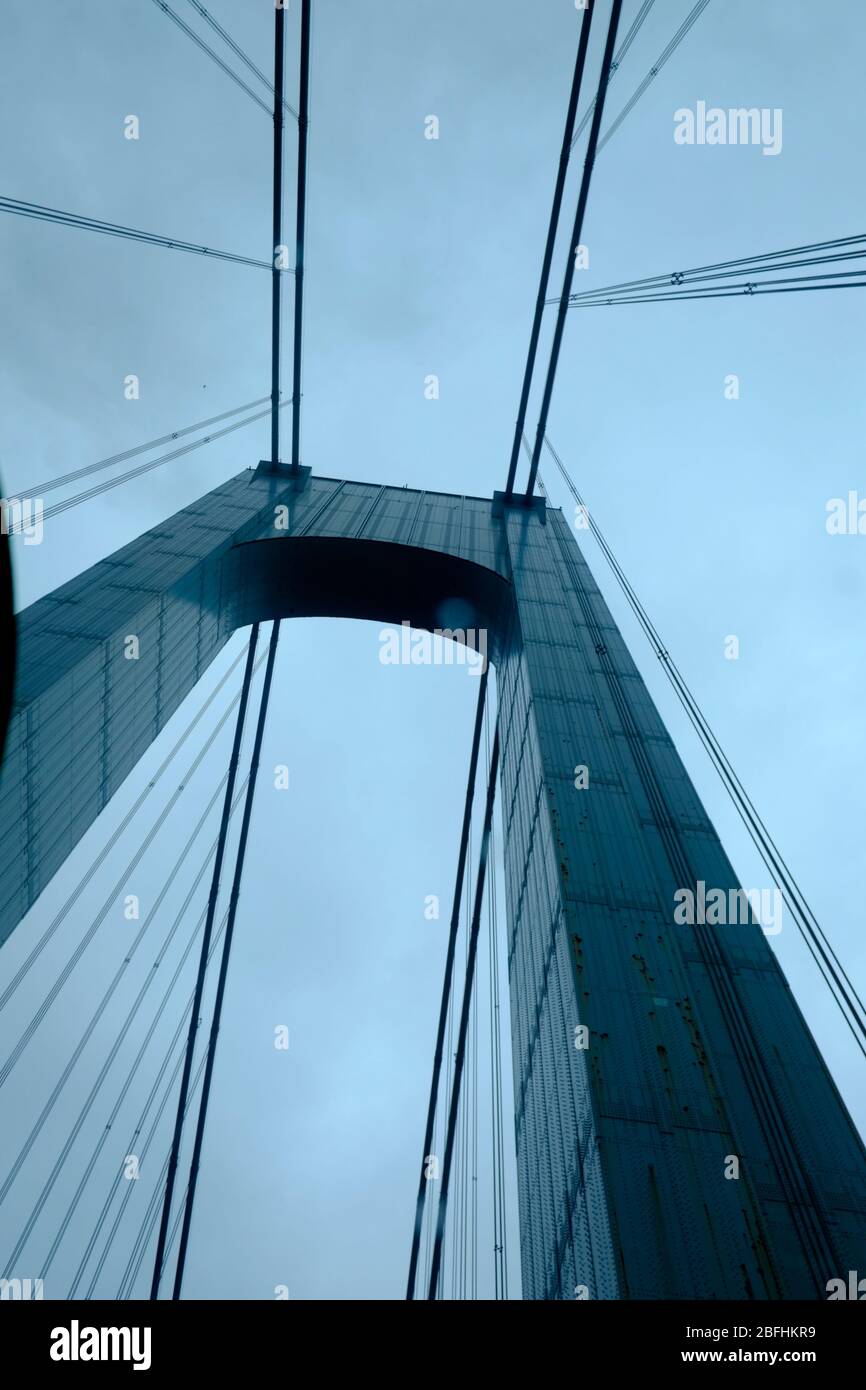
xmin=1 ymin=0 xmax=865 ymax=1300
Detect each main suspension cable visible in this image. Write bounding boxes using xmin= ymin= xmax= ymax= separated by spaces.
xmin=3 ymin=775 xmax=251 ymax=1276
xmin=14 ymin=398 xmax=270 ymax=498
xmin=596 ymin=0 xmax=713 ymax=155
xmin=71 ymin=905 xmax=232 ymax=1298
xmin=0 ymin=649 xmax=265 ymax=1090
xmin=0 ymin=196 xmax=274 ymax=269
xmin=566 ymin=270 xmax=866 ymax=309
xmin=559 ymin=235 xmax=866 ymax=305
xmin=6 ymin=402 xmax=290 ymax=532
xmin=181 ymin=0 xmax=299 ymax=119
xmin=0 ymin=639 xmax=247 ymax=1015
xmin=149 ymin=0 xmax=275 ymax=118
xmin=43 ymin=883 xmax=234 ymax=1280
xmin=569 ymin=0 xmax=656 ymax=152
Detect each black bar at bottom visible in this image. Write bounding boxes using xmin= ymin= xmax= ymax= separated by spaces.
xmin=6 ymin=1296 xmax=863 ymax=1374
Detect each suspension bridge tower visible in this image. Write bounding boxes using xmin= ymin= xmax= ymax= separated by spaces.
xmin=2 ymin=461 xmax=865 ymax=1299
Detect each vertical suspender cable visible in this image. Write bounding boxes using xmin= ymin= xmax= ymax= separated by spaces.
xmin=485 ymin=697 xmax=509 ymax=1298
xmin=270 ymin=5 xmax=286 ymax=465
xmin=406 ymin=667 xmax=489 ymax=1298
xmin=171 ymin=621 xmax=282 ymax=1299
xmin=471 ymin=921 xmax=479 ymax=1299
xmin=149 ymin=625 xmax=260 ymax=1299
xmin=503 ymin=0 xmax=596 ymax=497
xmin=427 ymin=728 xmax=500 ymax=1300
xmin=525 ymin=0 xmax=624 ymax=498
xmin=291 ymin=0 xmax=312 ymax=473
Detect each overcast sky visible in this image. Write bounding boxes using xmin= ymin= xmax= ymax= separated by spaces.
xmin=1 ymin=0 xmax=865 ymax=1300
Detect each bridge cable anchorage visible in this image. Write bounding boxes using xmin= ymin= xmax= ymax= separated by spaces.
xmin=502 ymin=0 xmax=597 ymax=498
xmin=568 ymin=0 xmax=655 ymax=154
xmin=150 ymin=625 xmax=261 ymax=1299
xmin=5 ymin=402 xmax=292 ymax=532
xmin=0 ymin=196 xmax=276 ymax=270
xmin=149 ymin=0 xmax=275 ymax=119
xmin=559 ymin=234 xmax=866 ymax=306
xmin=172 ymin=620 xmax=282 ymax=1299
xmin=4 ymin=767 xmax=253 ymax=1282
xmin=0 ymin=650 xmax=266 ymax=1100
xmin=595 ymin=0 xmax=713 ymax=155
xmin=524 ymin=0 xmax=624 ymax=501
xmin=406 ymin=667 xmax=489 ymax=1298
xmin=180 ymin=0 xmax=299 ymax=120
xmin=427 ymin=727 xmax=501 ymax=1299
xmin=13 ymin=398 xmax=272 ymax=499
xmin=290 ymin=1 xmax=312 ymax=474
xmin=542 ymin=435 xmax=866 ymax=1061
xmin=0 ymin=639 xmax=248 ymax=1016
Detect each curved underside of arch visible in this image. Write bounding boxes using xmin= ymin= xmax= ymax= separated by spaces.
xmin=0 ymin=471 xmax=518 ymax=945
xmin=220 ymin=534 xmax=515 ymax=664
